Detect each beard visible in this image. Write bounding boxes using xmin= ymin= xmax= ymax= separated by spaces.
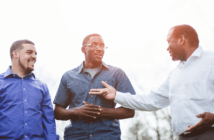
xmin=18 ymin=57 xmax=34 ymax=74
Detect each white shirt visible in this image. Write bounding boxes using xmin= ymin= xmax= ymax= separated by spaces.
xmin=115 ymin=46 xmax=214 ymax=135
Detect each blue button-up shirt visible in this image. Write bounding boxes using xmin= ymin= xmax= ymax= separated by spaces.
xmin=54 ymin=62 xmax=136 ymax=140
xmin=0 ymin=67 xmax=59 ymax=140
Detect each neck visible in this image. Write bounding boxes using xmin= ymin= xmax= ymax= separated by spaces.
xmin=84 ymin=60 xmax=102 ymax=69
xmin=11 ymin=62 xmax=28 ymax=78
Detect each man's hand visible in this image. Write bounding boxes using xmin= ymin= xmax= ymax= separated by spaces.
xmin=185 ymin=112 xmax=214 ymax=132
xmin=73 ymin=101 xmax=101 ymax=120
xmin=89 ymin=81 xmax=116 ymax=100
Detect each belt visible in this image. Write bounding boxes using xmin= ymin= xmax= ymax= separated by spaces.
xmin=180 ymin=127 xmax=214 ymax=137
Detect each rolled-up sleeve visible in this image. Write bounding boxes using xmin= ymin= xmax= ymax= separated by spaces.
xmin=42 ymin=84 xmax=59 ymax=140
xmin=115 ymin=68 xmax=136 ymax=95
xmin=53 ymin=73 xmax=70 ymax=107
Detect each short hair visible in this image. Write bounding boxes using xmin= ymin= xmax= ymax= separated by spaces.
xmin=10 ymin=39 xmax=34 ymax=59
xmin=170 ymin=24 xmax=199 ymax=47
xmin=82 ymin=33 xmax=102 ymax=46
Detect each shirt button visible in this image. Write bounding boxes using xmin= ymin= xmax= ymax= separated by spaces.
xmin=88 ymin=74 xmax=90 ymax=76
xmin=91 ymin=84 xmax=93 ymax=86
xmin=25 ymin=111 xmax=27 ymax=113
xmin=25 ymin=135 xmax=27 ymax=137
xmin=23 ymin=88 xmax=25 ymax=90
xmin=91 ymin=95 xmax=93 ymax=97
xmin=90 ymin=134 xmax=92 ymax=137
xmin=76 ymin=84 xmax=78 ymax=86
xmin=25 ymin=100 xmax=27 ymax=101
xmin=25 ymin=123 xmax=27 ymax=125
xmin=13 ymin=74 xmax=15 ymax=77
xmin=90 ymin=122 xmax=92 ymax=124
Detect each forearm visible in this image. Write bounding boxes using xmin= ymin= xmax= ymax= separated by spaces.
xmin=99 ymin=107 xmax=135 ymax=119
xmin=54 ymin=105 xmax=78 ymax=120
xmin=115 ymin=91 xmax=169 ymax=111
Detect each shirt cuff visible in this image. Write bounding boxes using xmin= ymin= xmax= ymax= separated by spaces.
xmin=114 ymin=91 xmax=126 ymax=105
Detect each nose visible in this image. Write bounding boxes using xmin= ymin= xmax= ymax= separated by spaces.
xmin=167 ymin=46 xmax=169 ymax=51
xmin=32 ymin=52 xmax=37 ymax=60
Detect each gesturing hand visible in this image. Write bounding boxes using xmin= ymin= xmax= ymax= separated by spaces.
xmin=185 ymin=112 xmax=214 ymax=132
xmin=89 ymin=81 xmax=116 ymax=100
xmin=73 ymin=101 xmax=101 ymax=119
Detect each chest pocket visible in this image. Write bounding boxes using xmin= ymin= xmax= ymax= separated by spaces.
xmin=95 ymin=79 xmax=116 ymax=108
xmin=96 ymin=79 xmax=116 ymax=88
xmin=67 ymin=80 xmax=89 ymax=105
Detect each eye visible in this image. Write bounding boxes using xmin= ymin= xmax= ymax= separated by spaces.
xmin=100 ymin=44 xmax=105 ymax=48
xmin=90 ymin=42 xmax=96 ymax=46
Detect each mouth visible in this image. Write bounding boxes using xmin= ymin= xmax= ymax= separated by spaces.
xmin=168 ymin=51 xmax=172 ymax=57
xmin=28 ymin=59 xmax=36 ymax=66
xmin=94 ymin=53 xmax=103 ymax=58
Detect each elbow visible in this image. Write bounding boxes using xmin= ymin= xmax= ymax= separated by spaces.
xmin=127 ymin=109 xmax=135 ymax=118
xmin=130 ymin=109 xmax=135 ymax=118
xmin=54 ymin=109 xmax=63 ymax=120
xmin=54 ymin=110 xmax=60 ymax=120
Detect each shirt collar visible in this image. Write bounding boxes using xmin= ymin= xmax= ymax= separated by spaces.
xmin=178 ymin=46 xmax=203 ymax=68
xmin=4 ymin=66 xmax=35 ymax=78
xmin=77 ymin=61 xmax=109 ymax=73
xmin=189 ymin=45 xmax=203 ymax=57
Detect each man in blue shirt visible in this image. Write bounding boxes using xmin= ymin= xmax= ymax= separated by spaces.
xmin=0 ymin=40 xmax=59 ymax=140
xmin=54 ymin=33 xmax=136 ymax=140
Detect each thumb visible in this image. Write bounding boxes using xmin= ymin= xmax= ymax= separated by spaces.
xmin=196 ymin=112 xmax=206 ymax=118
xmin=83 ymin=101 xmax=89 ymax=104
xmin=101 ymin=81 xmax=110 ymax=88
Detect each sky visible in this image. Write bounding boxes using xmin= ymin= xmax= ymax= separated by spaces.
xmin=0 ymin=0 xmax=214 ymax=139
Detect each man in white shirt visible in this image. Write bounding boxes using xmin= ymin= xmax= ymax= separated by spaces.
xmin=89 ymin=24 xmax=214 ymax=140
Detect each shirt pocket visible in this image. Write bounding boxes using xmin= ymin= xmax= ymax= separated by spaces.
xmin=185 ymin=80 xmax=207 ymax=101
xmin=97 ymin=79 xmax=116 ymax=88
xmin=67 ymin=81 xmax=89 ymax=105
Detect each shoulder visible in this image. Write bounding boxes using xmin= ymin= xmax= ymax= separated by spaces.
xmin=33 ymin=78 xmax=49 ymax=90
xmin=106 ymin=64 xmax=125 ymax=73
xmin=60 ymin=66 xmax=80 ymax=82
xmin=0 ymin=73 xmax=5 ymax=88
xmin=63 ymin=67 xmax=78 ymax=77
xmin=0 ymin=72 xmax=5 ymax=80
xmin=201 ymin=50 xmax=214 ymax=63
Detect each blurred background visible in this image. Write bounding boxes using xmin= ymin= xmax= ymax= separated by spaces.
xmin=0 ymin=0 xmax=214 ymax=139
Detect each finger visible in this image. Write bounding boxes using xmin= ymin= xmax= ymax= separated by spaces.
xmin=196 ymin=112 xmax=206 ymax=118
xmin=85 ymin=104 xmax=101 ymax=108
xmin=101 ymin=81 xmax=110 ymax=88
xmin=89 ymin=91 xmax=106 ymax=95
xmin=90 ymin=89 xmax=103 ymax=92
xmin=83 ymin=101 xmax=93 ymax=105
xmin=86 ymin=108 xmax=102 ymax=112
xmin=185 ymin=121 xmax=203 ymax=132
xmin=82 ymin=114 xmax=97 ymax=119
xmin=85 ymin=110 xmax=101 ymax=115
xmin=83 ymin=101 xmax=88 ymax=104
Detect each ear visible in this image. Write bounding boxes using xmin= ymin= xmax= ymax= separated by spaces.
xmin=81 ymin=46 xmax=86 ymax=54
xmin=179 ymin=35 xmax=185 ymax=45
xmin=12 ymin=51 xmax=19 ymax=59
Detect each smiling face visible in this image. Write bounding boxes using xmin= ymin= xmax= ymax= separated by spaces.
xmin=16 ymin=43 xmax=37 ymax=74
xmin=167 ymin=28 xmax=185 ymax=61
xmin=82 ymin=35 xmax=105 ymax=68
